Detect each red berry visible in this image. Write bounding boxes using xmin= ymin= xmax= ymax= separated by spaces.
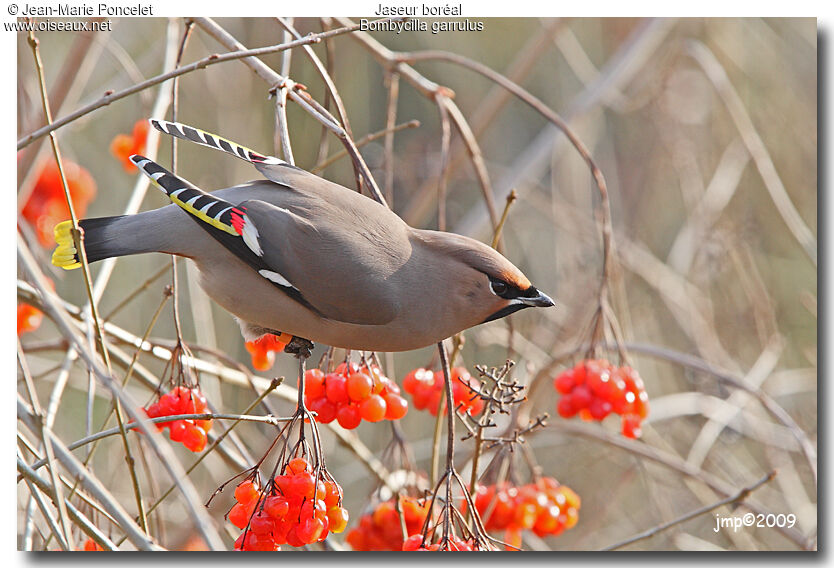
xmin=588 ymin=398 xmax=612 ymax=420
xmin=621 ymin=414 xmax=642 ymax=438
xmin=304 ymin=369 xmax=326 ymax=399
xmin=402 ymin=369 xmax=420 ymax=393
xmin=158 ymin=393 xmax=177 ymax=416
xmin=571 ymin=385 xmax=592 ymax=409
xmin=174 ymin=388 xmax=196 ymax=414
xmin=308 ymin=397 xmax=337 ymax=423
xmin=145 ymin=402 xmax=161 ymax=418
xmin=402 ymin=534 xmax=424 ymax=551
xmin=427 ymin=389 xmax=443 ymax=416
xmin=265 ymin=494 xmax=289 ymax=518
xmin=554 ymin=370 xmax=575 ymax=394
xmin=285 ymin=526 xmax=304 ymax=548
xmin=633 ymin=391 xmax=649 ymax=419
xmin=557 ymin=396 xmax=577 ymax=418
xmin=191 ymin=390 xmax=208 ymax=413
xmin=168 ymin=420 xmax=187 ymax=442
xmin=334 ymin=361 xmax=360 ymax=376
xmin=296 ymin=516 xmax=325 ymax=544
xmin=289 ymin=472 xmax=315 ymax=499
xmin=325 ymin=374 xmax=349 ymax=404
xmin=336 ymin=404 xmax=362 ymax=429
xmin=228 ymin=502 xmax=251 ymax=529
xmin=249 ymin=511 xmax=275 ymax=535
xmin=182 ymin=423 xmax=207 ymax=452
xmin=323 ymin=480 xmax=341 ymax=508
xmin=82 ymin=538 xmax=102 ymax=551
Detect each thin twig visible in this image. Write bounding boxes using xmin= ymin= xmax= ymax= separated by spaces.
xmin=384 ymin=70 xmax=401 ymax=205
xmin=435 ymin=94 xmax=452 ymax=231
xmin=310 ymin=119 xmax=419 ymax=173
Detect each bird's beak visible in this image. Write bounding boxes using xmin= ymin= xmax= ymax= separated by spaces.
xmin=518 ymin=289 xmax=555 ymax=308
xmin=480 ymin=287 xmax=555 ymax=324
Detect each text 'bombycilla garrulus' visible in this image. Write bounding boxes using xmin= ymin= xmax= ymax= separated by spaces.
xmin=52 ymin=120 xmax=554 ymax=352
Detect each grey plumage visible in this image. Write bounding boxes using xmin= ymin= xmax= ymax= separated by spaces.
xmin=54 ymin=119 xmax=554 ymax=352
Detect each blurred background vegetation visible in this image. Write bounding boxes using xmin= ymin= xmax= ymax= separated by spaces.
xmin=17 ymin=17 xmax=816 ymax=551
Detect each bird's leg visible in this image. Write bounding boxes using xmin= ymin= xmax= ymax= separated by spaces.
xmin=285 ymin=336 xmax=315 ymax=451
xmin=283 ymin=335 xmax=315 ymax=359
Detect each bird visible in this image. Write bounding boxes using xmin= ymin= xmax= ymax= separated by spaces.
xmin=51 ymin=119 xmax=554 ymax=353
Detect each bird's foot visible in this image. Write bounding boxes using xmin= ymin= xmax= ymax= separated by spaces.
xmin=284 ymin=336 xmax=315 ymax=359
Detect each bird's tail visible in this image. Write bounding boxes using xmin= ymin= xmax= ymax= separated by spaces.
xmin=51 ymin=220 xmax=82 ymax=269
xmin=51 ymin=214 xmax=166 ymax=270
xmin=149 ymin=119 xmax=285 ymax=166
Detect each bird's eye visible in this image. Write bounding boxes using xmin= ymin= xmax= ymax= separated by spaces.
xmin=490 ymin=280 xmax=508 ymax=296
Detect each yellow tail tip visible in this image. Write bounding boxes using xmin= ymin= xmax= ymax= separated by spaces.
xmin=51 ymin=220 xmax=81 ymax=270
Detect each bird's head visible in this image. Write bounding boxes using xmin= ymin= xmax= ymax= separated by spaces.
xmin=413 ymin=230 xmax=554 ymax=331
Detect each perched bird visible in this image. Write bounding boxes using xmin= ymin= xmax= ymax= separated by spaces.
xmin=52 ymin=120 xmax=554 ymax=352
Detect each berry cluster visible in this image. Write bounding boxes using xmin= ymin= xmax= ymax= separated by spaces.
xmin=402 ymin=534 xmax=476 ymax=551
xmin=244 ymin=333 xmax=292 ymax=371
xmin=228 ymin=457 xmax=348 ymax=551
xmin=304 ymin=363 xmax=408 ymax=429
xmin=144 ymin=387 xmax=213 ymax=452
xmin=346 ymin=496 xmax=430 ymax=551
xmin=475 ymin=478 xmax=580 ymax=547
xmin=403 ymin=367 xmax=484 ymax=416
xmin=554 ymin=359 xmax=649 ymax=438
xmin=77 ymin=538 xmax=104 ymax=551
xmin=22 ymin=159 xmax=96 ymax=247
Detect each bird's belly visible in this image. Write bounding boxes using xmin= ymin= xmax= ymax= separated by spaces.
xmin=193 ymin=256 xmax=453 ymax=352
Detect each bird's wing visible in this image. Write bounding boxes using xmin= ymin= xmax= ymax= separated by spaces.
xmin=235 ymin=199 xmax=402 ymax=326
xmin=130 ymin=154 xmax=322 ymax=316
xmin=130 ymin=155 xmax=400 ymax=326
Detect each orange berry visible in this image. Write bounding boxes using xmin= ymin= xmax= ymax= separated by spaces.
xmin=359 ymin=394 xmax=387 ymax=422
xmin=296 ymin=516 xmax=325 ymax=544
xmin=234 ymin=480 xmax=260 ymax=505
xmin=264 ymin=494 xmax=289 ymax=519
xmin=327 ymin=506 xmax=349 ymax=533
xmin=17 ymin=303 xmax=44 ymax=336
xmin=286 ymin=457 xmax=309 ymax=475
xmin=346 ymin=372 xmax=373 ymax=401
xmin=182 ymin=423 xmax=207 ymax=452
xmin=383 ymin=393 xmax=408 ymax=420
